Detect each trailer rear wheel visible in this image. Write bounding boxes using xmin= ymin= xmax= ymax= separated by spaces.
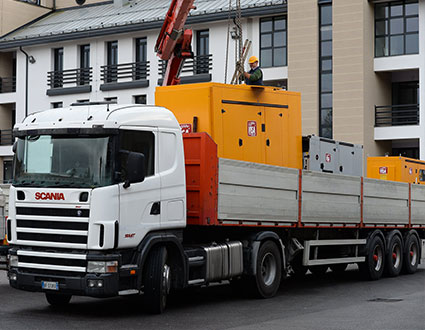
xmin=384 ymin=234 xmax=403 ymax=277
xmin=359 ymin=235 xmax=385 ymax=281
xmin=253 ymin=240 xmax=282 ymax=298
xmin=403 ymin=233 xmax=419 ymax=274
xmin=143 ymin=246 xmax=170 ymax=314
xmin=45 ymin=293 xmax=71 ymax=307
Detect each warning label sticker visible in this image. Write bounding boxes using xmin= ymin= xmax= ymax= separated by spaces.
xmin=180 ymin=124 xmax=192 ymax=134
xmin=247 ymin=121 xmax=257 ymax=137
xmin=325 ymin=153 xmax=331 ymax=163
xmin=379 ymin=166 xmax=388 ymax=174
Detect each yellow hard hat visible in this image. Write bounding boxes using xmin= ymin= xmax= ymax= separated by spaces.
xmin=248 ymin=56 xmax=259 ymax=64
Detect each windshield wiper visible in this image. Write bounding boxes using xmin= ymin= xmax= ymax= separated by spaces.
xmin=14 ymin=182 xmax=33 ymax=186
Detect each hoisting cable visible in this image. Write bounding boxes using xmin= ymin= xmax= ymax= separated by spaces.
xmin=224 ymin=0 xmax=232 ymax=84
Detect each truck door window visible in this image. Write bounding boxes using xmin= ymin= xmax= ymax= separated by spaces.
xmin=120 ymin=130 xmax=154 ymax=180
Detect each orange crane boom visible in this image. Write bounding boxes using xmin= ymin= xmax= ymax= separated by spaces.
xmin=155 ymin=0 xmax=196 ymax=86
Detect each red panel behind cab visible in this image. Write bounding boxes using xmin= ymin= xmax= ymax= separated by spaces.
xmin=183 ymin=132 xmax=218 ymax=226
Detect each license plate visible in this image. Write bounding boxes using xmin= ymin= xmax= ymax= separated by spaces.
xmin=42 ymin=281 xmax=59 ymax=291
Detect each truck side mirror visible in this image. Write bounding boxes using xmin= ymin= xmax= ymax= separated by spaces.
xmin=12 ymin=141 xmax=17 ymax=153
xmin=123 ymin=152 xmax=146 ymax=189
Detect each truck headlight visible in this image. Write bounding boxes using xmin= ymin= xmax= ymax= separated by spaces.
xmin=87 ymin=260 xmax=118 ymax=273
xmin=8 ymin=255 xmax=18 ymax=267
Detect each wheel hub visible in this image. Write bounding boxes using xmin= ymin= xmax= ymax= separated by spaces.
xmin=373 ymin=245 xmax=383 ymax=271
xmin=261 ymin=252 xmax=277 ymax=287
xmin=163 ymin=264 xmax=171 ymax=295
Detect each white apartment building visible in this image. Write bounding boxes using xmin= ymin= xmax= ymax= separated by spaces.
xmin=0 ymin=0 xmax=424 ymax=183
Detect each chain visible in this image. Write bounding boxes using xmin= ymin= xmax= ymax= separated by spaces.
xmin=235 ymin=0 xmax=242 ymax=83
xmin=236 ymin=0 xmax=242 ymax=62
xmin=224 ymin=0 xmax=232 ymax=84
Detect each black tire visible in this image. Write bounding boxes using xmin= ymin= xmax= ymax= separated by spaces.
xmin=384 ymin=234 xmax=403 ymax=277
xmin=45 ymin=293 xmax=71 ymax=307
xmin=359 ymin=235 xmax=385 ymax=281
xmin=251 ymin=240 xmax=282 ymax=298
xmin=309 ymin=265 xmax=328 ymax=277
xmin=330 ymin=263 xmax=348 ymax=275
xmin=143 ymin=246 xmax=171 ymax=314
xmin=403 ymin=233 xmax=420 ymax=274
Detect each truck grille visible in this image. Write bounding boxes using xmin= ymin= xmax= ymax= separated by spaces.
xmin=15 ymin=206 xmax=89 ymax=249
xmin=16 ymin=250 xmax=87 ymax=276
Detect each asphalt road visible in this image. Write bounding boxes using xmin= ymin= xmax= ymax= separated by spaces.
xmin=0 ymin=264 xmax=423 ymax=330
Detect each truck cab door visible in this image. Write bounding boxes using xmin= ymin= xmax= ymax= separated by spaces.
xmin=158 ymin=129 xmax=186 ymax=230
xmin=118 ymin=127 xmax=161 ymax=249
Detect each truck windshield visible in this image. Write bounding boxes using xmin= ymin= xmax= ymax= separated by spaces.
xmin=14 ymin=135 xmax=114 ymax=188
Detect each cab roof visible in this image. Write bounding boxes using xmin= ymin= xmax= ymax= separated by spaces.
xmin=14 ymin=104 xmax=181 ymax=132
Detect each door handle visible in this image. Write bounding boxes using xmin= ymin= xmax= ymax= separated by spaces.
xmin=150 ymin=202 xmax=161 ymax=215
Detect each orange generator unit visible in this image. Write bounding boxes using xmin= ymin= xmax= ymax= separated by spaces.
xmin=155 ymin=82 xmax=303 ymax=169
xmin=367 ymin=156 xmax=425 ymax=184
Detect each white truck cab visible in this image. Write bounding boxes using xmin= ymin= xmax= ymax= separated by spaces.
xmin=8 ymin=103 xmax=187 ymax=306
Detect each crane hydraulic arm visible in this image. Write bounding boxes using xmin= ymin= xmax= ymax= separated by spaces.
xmin=155 ymin=0 xmax=196 ymax=86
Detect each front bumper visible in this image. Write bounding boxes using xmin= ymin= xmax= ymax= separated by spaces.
xmin=8 ymin=268 xmax=119 ymax=298
xmin=0 ymin=246 xmax=10 ymax=270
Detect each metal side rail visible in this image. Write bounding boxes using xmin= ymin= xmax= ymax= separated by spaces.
xmin=303 ymin=239 xmax=366 ymax=266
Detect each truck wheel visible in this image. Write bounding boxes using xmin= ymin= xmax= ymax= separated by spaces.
xmin=384 ymin=235 xmax=403 ymax=277
xmin=253 ymin=240 xmax=282 ymax=298
xmin=143 ymin=246 xmax=171 ymax=314
xmin=403 ymin=233 xmax=419 ymax=274
xmin=330 ymin=263 xmax=348 ymax=275
xmin=359 ymin=235 xmax=385 ymax=281
xmin=45 ymin=293 xmax=71 ymax=307
xmin=309 ymin=265 xmax=328 ymax=277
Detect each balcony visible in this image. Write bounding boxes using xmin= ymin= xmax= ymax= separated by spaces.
xmin=0 ymin=77 xmax=16 ymax=94
xmin=0 ymin=130 xmax=13 ymax=146
xmin=47 ymin=68 xmax=93 ymax=96
xmin=158 ymin=54 xmax=212 ymax=85
xmin=375 ymin=104 xmax=419 ymax=127
xmin=100 ymin=61 xmax=150 ymax=91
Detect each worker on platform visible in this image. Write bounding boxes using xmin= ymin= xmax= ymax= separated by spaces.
xmin=244 ymin=56 xmax=263 ymax=86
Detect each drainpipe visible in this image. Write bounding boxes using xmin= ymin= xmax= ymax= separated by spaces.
xmin=19 ymin=47 xmax=29 ymax=118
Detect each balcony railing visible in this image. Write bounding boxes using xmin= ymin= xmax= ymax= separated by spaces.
xmin=100 ymin=61 xmax=150 ymax=84
xmin=47 ymin=67 xmax=92 ymax=89
xmin=159 ymin=54 xmax=212 ymax=77
xmin=0 ymin=130 xmax=13 ymax=146
xmin=0 ymin=77 xmax=16 ymax=93
xmin=375 ymin=104 xmax=419 ymax=127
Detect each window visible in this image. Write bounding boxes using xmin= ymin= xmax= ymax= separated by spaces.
xmin=196 ymin=30 xmax=209 ymax=74
xmin=133 ymin=95 xmax=147 ymax=104
xmin=14 ymin=135 xmax=114 ymax=188
xmin=106 ymin=41 xmax=118 ymax=82
xmin=53 ymin=48 xmax=63 ymax=88
xmin=260 ymin=16 xmax=287 ymax=67
xmin=392 ymin=81 xmax=419 ymax=105
xmin=18 ymin=0 xmax=41 ymax=5
xmin=135 ymin=38 xmax=147 ymax=80
xmin=319 ymin=3 xmax=333 ymax=139
xmin=3 ymin=160 xmax=12 ymax=184
xmin=120 ymin=130 xmax=155 ymax=180
xmin=79 ymin=44 xmax=90 ymax=85
xmin=375 ymin=1 xmax=419 ymax=57
xmin=51 ymin=102 xmax=63 ymax=109
xmin=104 ymin=97 xmax=117 ymax=104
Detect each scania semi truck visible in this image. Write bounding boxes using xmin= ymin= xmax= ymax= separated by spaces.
xmin=7 ymin=85 xmax=425 ymax=314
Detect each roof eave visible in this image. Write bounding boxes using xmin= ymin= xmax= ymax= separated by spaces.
xmin=0 ymin=4 xmax=287 ymax=50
